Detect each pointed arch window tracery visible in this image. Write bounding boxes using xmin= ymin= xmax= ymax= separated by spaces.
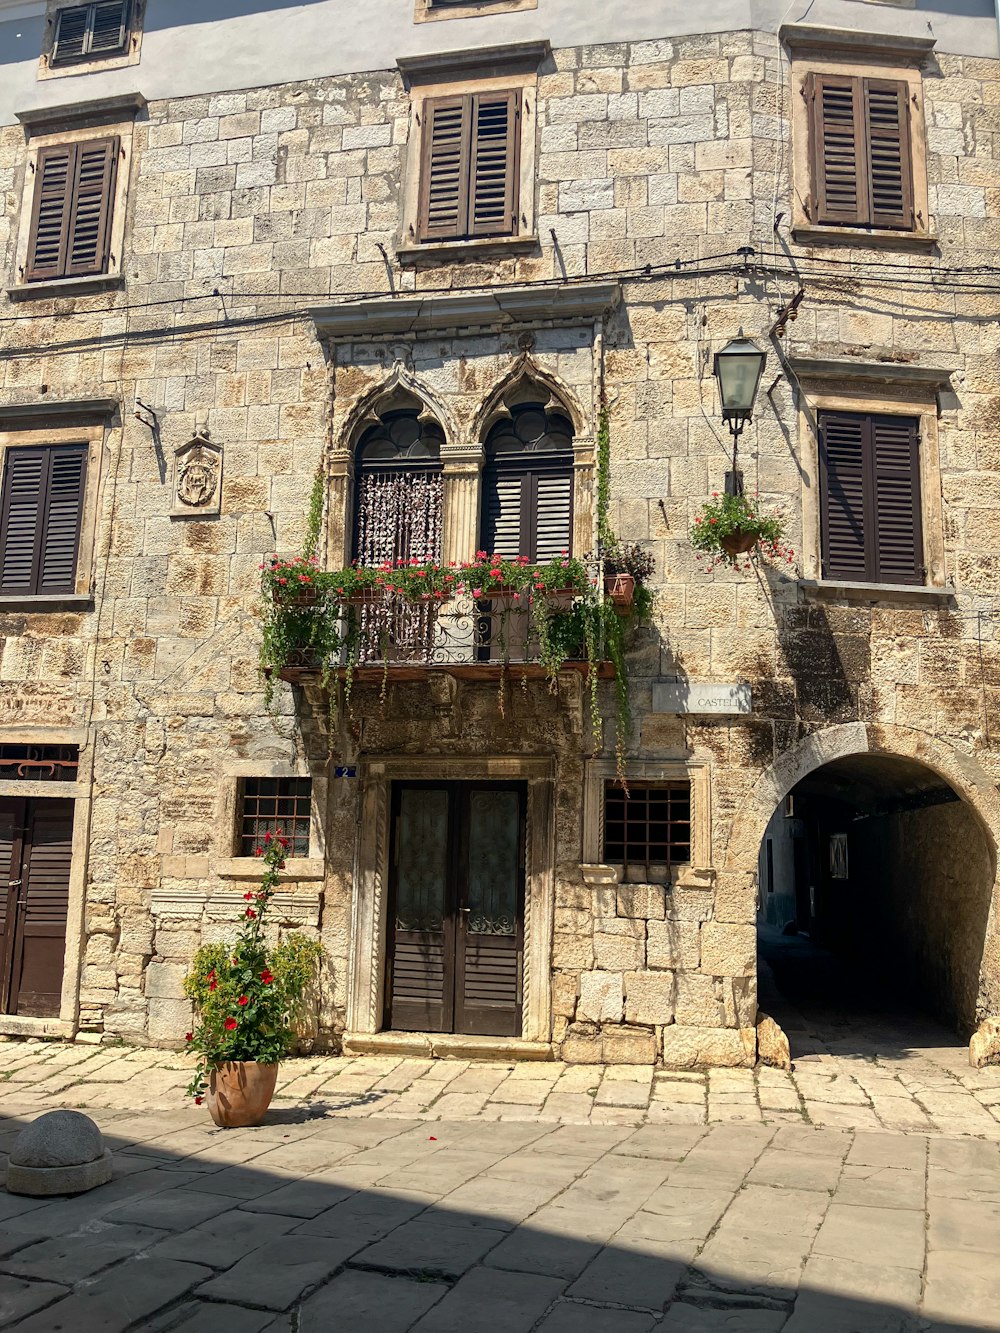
xmin=352 ymin=408 xmax=444 ymax=566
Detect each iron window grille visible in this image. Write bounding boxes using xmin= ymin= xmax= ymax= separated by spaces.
xmin=603 ymin=780 xmax=691 ymax=883
xmin=237 ymin=777 xmax=311 ymax=857
xmin=0 ymin=744 xmax=79 ymax=781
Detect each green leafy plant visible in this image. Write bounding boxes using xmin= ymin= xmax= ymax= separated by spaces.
xmin=302 ymin=467 xmax=326 ymax=561
xmin=689 ymin=491 xmax=794 ymax=572
xmin=183 ymin=831 xmax=322 ymax=1104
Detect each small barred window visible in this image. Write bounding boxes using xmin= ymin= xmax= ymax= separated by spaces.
xmin=603 ymin=781 xmax=691 ymax=884
xmin=238 ymin=778 xmax=311 ymax=857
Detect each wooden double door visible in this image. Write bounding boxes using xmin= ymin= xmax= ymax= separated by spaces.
xmin=0 ymin=798 xmax=73 ymax=1018
xmin=387 ymin=782 xmax=526 ymax=1037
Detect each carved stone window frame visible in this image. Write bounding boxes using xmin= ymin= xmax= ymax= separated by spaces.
xmin=211 ymin=759 xmax=327 ymax=883
xmin=790 ymin=361 xmax=947 ymax=590
xmin=0 ymin=403 xmax=114 ymax=608
xmin=582 ymin=757 xmax=714 ymax=885
xmin=347 ymin=755 xmax=556 ymax=1043
xmin=38 ymin=0 xmax=146 ymax=81
xmin=782 ymin=23 xmax=934 ymax=250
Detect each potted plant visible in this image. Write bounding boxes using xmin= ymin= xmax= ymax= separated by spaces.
xmin=689 ymin=492 xmax=794 ymax=570
xmin=603 ymin=542 xmax=656 ymax=612
xmin=183 ymin=830 xmax=322 ymax=1127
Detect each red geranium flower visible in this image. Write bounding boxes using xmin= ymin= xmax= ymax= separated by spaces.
xmin=238 ymin=995 xmax=249 ymax=1007
xmin=185 ymin=1032 xmax=193 ymax=1042
xmin=209 ymin=979 xmax=217 ymax=992
xmin=260 ymin=970 xmax=274 ymax=985
xmin=246 ymin=908 xmax=257 ymax=920
xmin=244 ymin=891 xmax=254 ymax=901
xmin=225 ymin=1017 xmax=238 ymax=1031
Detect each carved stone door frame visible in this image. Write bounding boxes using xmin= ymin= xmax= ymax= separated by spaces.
xmin=346 ymin=755 xmax=555 ymax=1043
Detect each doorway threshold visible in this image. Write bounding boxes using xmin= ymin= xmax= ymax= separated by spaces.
xmin=342 ymin=1031 xmax=554 ymax=1061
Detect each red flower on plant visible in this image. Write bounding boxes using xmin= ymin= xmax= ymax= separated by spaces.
xmin=264 ymin=831 xmax=273 ymax=844
xmin=238 ymin=995 xmax=249 ymax=1007
xmin=185 ymin=1032 xmax=193 ymax=1042
xmin=246 ymin=909 xmax=257 ymax=920
xmin=260 ymin=970 xmax=274 ymax=985
xmin=254 ymin=847 xmax=263 ymax=857
xmin=195 ymin=1096 xmax=204 ymax=1105
xmin=244 ymin=891 xmax=254 ymax=901
xmin=225 ymin=1017 xmax=238 ymax=1031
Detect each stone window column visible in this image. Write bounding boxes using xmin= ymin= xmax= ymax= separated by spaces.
xmin=440 ymin=447 xmax=484 ymax=565
xmin=326 ymin=453 xmax=353 ymax=568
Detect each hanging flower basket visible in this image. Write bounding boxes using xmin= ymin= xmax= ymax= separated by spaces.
xmin=720 ymin=530 xmax=758 ymax=559
xmin=605 ymin=572 xmax=635 ymax=608
xmin=690 ymin=492 xmax=794 ymax=571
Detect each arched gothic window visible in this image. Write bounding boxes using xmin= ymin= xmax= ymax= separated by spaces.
xmin=480 ymin=402 xmax=575 ymax=561
xmin=353 ymin=409 xmax=444 ymax=565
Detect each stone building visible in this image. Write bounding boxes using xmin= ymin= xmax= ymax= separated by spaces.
xmin=0 ymin=0 xmax=999 ymax=1067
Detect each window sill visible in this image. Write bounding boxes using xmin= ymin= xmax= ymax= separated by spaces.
xmin=397 ymin=235 xmax=539 ymax=265
xmin=0 ymin=594 xmax=94 ymax=612
xmin=800 ymin=578 xmax=955 ymax=604
xmin=792 ymin=225 xmax=938 ymax=252
xmin=6 ymin=274 xmax=125 ymax=302
xmin=211 ymin=857 xmax=324 ymax=880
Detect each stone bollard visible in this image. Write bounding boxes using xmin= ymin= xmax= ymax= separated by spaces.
xmin=5 ymin=1110 xmax=112 ymax=1196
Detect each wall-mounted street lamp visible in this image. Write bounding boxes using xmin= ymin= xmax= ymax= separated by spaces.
xmin=713 ymin=332 xmax=766 ymax=494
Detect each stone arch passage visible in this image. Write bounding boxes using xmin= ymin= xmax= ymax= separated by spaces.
xmin=756 ymin=750 xmax=995 ymax=1038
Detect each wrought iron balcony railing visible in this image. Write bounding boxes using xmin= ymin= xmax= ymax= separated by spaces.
xmin=276 ymin=589 xmax=610 ymax=683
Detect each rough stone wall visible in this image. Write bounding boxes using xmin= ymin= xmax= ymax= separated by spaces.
xmin=0 ymin=32 xmax=997 ymax=1055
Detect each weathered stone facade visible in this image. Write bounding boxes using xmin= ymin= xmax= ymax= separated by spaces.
xmin=0 ymin=2 xmax=999 ymax=1063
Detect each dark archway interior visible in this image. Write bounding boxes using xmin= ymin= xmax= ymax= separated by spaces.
xmin=757 ymin=754 xmax=994 ymax=1039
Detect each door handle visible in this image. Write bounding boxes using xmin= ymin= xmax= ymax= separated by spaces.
xmin=458 ymin=906 xmax=470 ymax=913
xmin=7 ymin=880 xmax=20 ymax=888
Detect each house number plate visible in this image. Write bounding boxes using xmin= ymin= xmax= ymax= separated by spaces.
xmin=652 ymin=682 xmax=752 ymax=715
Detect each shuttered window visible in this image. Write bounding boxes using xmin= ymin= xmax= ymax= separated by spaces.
xmin=818 ymin=412 xmax=924 ymax=584
xmin=25 ymin=138 xmax=119 ymax=283
xmin=51 ymin=2 xmax=130 ymax=64
xmin=0 ymin=445 xmax=88 ymax=596
xmin=808 ymin=73 xmax=914 ymax=230
xmin=482 ymin=465 xmax=573 ymax=562
xmin=418 ymin=91 xmax=520 ymax=242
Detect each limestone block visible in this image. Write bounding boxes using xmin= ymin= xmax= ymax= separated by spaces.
xmin=7 ymin=1111 xmax=112 ymax=1196
xmin=661 ymin=1024 xmax=754 ymax=1069
xmin=700 ymin=923 xmax=756 ymax=977
xmin=552 ymin=972 xmax=579 ymax=1020
xmin=756 ymin=1013 xmax=791 ymax=1070
xmin=561 ymin=1031 xmax=604 ymax=1064
xmin=602 ymin=1026 xmax=657 ymax=1064
xmin=647 ymin=919 xmax=701 ymax=970
xmin=146 ymin=996 xmax=193 ymax=1043
xmin=553 ymin=933 xmax=594 ymax=970
xmin=665 ymin=887 xmax=714 ymax=923
xmin=675 ymin=973 xmax=724 ymax=1027
xmin=969 ymin=1017 xmax=1000 ymax=1067
xmin=594 ymin=925 xmax=645 ymax=971
xmin=617 ymin=884 xmax=666 ymax=920
xmin=579 ymin=971 xmax=624 ymax=1022
xmin=624 ymin=971 xmax=675 ymax=1025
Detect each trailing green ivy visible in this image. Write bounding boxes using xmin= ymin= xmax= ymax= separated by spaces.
xmin=302 ymin=467 xmax=326 ymax=561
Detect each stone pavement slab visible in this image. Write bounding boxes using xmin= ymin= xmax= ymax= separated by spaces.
xmin=1 ymin=1083 xmax=999 ymax=1330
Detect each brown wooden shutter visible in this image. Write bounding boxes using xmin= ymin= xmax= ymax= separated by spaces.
xmin=0 ymin=445 xmax=87 ymax=596
xmin=66 ymin=137 xmax=119 ymax=276
xmin=872 ymin=414 xmax=923 ymax=583
xmin=0 ymin=802 xmax=16 ymax=1013
xmin=810 ymin=74 xmax=868 ymax=226
xmin=90 ymin=1 xmax=130 ymax=54
xmin=39 ymin=446 xmax=88 ymax=593
xmin=865 ymin=79 xmax=914 ymax=230
xmin=419 ymin=95 xmax=472 ymax=242
xmin=819 ymin=412 xmax=869 ymax=579
xmin=26 ymin=145 xmax=76 ymax=282
xmin=51 ymin=6 xmax=89 ymax=62
xmin=469 ymin=91 xmax=519 ymax=238
xmin=482 ymin=462 xmax=573 ymax=562
xmin=820 ymin=411 xmax=922 ymax=584
xmin=13 ymin=801 xmax=73 ymax=1018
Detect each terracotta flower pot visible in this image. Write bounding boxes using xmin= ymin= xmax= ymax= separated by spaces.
xmin=207 ymin=1061 xmax=278 ymax=1128
xmin=605 ymin=573 xmax=635 ymax=608
xmin=720 ymin=529 xmax=759 ymax=559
